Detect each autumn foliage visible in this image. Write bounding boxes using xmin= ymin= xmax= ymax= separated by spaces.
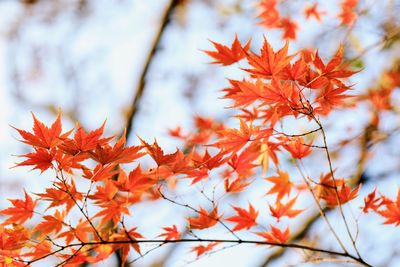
xmin=1 ymin=1 xmax=400 ymax=266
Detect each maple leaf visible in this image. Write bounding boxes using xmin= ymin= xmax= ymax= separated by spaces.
xmin=23 ymin=240 xmax=52 ymax=261
xmin=82 ymin=163 xmax=119 ymax=182
xmin=310 ymin=46 xmax=358 ymax=90
xmin=90 ymin=179 xmax=118 ymax=204
xmin=225 ymin=203 xmax=258 ymax=231
xmin=315 ymin=84 xmax=352 ymax=115
xmin=265 ymin=171 xmax=293 ymax=201
xmin=377 ymin=189 xmax=400 ymax=226
xmin=94 ymin=200 xmax=130 ymax=226
xmin=278 ymin=17 xmax=298 ymax=40
xmin=192 ymin=149 xmax=226 ymax=171
xmin=61 ymin=121 xmax=112 ymax=154
xmin=90 ymin=134 xmax=145 ymax=165
xmin=114 ymin=166 xmax=156 ymax=193
xmin=13 ymin=113 xmax=70 ymax=149
xmin=315 ymin=173 xmax=361 ymax=207
xmin=204 ymin=34 xmax=251 ymax=66
xmin=223 ymin=79 xmax=269 ymax=108
xmin=269 ymin=196 xmax=303 ymax=221
xmin=256 ymin=225 xmax=290 ymax=243
xmin=57 ymin=219 xmax=92 ymax=245
xmin=36 ymin=180 xmax=82 ymax=213
xmin=185 ymin=168 xmax=209 ymax=185
xmin=212 ymin=120 xmax=255 ymax=154
xmin=228 ymin=145 xmax=259 ymax=178
xmin=34 ymin=210 xmax=65 ymax=237
xmin=224 ymin=178 xmax=251 ymax=193
xmin=14 ymin=148 xmax=54 ymax=173
xmin=106 ymin=227 xmax=144 ymax=263
xmin=191 ymin=242 xmax=219 ymax=257
xmin=158 ymin=225 xmax=181 ymax=240
xmin=139 ymin=138 xmax=177 ymax=166
xmin=244 ymin=37 xmax=294 ymax=79
xmin=1 ymin=191 xmax=36 ymax=225
xmin=0 ymin=224 xmax=30 ymax=252
xmin=86 ymin=245 xmax=114 ymax=264
xmin=187 ymin=207 xmax=220 ymax=230
xmin=257 ymin=0 xmax=280 ymax=28
xmin=362 ymin=188 xmax=382 ymax=213
xmin=304 ymin=3 xmax=325 ymax=21
xmin=338 ymin=0 xmax=358 ymax=27
xmin=282 ymin=137 xmax=313 ymax=159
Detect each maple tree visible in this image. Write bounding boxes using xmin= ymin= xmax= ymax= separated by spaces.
xmin=1 ymin=1 xmax=400 ymax=266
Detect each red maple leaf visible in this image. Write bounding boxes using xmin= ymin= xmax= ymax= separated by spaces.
xmin=304 ymin=3 xmax=326 ymax=21
xmin=244 ymin=38 xmax=294 ymax=79
xmin=13 ymin=113 xmax=70 ymax=149
xmin=257 ymin=225 xmax=290 ymax=243
xmin=282 ymin=137 xmax=313 ymax=159
xmin=269 ymin=196 xmax=303 ymax=221
xmin=188 ymin=207 xmax=221 ymax=230
xmin=158 ymin=225 xmax=181 ymax=240
xmin=191 ymin=242 xmax=219 ymax=257
xmin=265 ymin=171 xmax=293 ymax=201
xmin=0 ymin=191 xmax=36 ymax=225
xmin=362 ymin=188 xmax=382 ymax=213
xmin=212 ymin=120 xmax=255 ymax=154
xmin=225 ymin=203 xmax=258 ymax=231
xmin=377 ymin=189 xmax=400 ymax=226
xmin=204 ymin=34 xmax=251 ymax=66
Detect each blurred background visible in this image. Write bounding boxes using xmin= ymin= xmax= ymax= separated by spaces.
xmin=1 ymin=0 xmax=400 ymax=266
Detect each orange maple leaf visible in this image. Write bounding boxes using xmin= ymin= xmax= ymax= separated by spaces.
xmin=257 ymin=225 xmax=290 ymax=243
xmin=191 ymin=242 xmax=219 ymax=257
xmin=61 ymin=121 xmax=112 ymax=154
xmin=34 ymin=210 xmax=65 ymax=237
xmin=204 ymin=34 xmax=251 ymax=66
xmin=244 ymin=38 xmax=294 ymax=79
xmin=269 ymin=196 xmax=303 ymax=221
xmin=158 ymin=225 xmax=181 ymax=240
xmin=338 ymin=0 xmax=358 ymax=27
xmin=224 ymin=178 xmax=251 ymax=193
xmin=362 ymin=188 xmax=382 ymax=213
xmin=36 ymin=180 xmax=82 ymax=213
xmin=265 ymin=171 xmax=293 ymax=201
xmin=225 ymin=203 xmax=258 ymax=231
xmin=90 ymin=134 xmax=144 ymax=165
xmin=23 ymin=240 xmax=52 ymax=261
xmin=212 ymin=120 xmax=255 ymax=154
xmin=139 ymin=138 xmax=177 ymax=166
xmin=1 ymin=191 xmax=36 ymax=225
xmin=257 ymin=0 xmax=280 ymax=28
xmin=304 ymin=3 xmax=326 ymax=21
xmin=278 ymin=17 xmax=298 ymax=40
xmin=377 ymin=189 xmax=400 ymax=226
xmin=57 ymin=219 xmax=92 ymax=245
xmin=315 ymin=173 xmax=361 ymax=207
xmin=114 ymin=167 xmax=155 ymax=193
xmin=185 ymin=168 xmax=209 ymax=185
xmin=13 ymin=113 xmax=70 ymax=149
xmin=187 ymin=207 xmax=220 ymax=230
xmin=14 ymin=148 xmax=54 ymax=173
xmin=228 ymin=144 xmax=259 ymax=178
xmin=282 ymin=137 xmax=313 ymax=159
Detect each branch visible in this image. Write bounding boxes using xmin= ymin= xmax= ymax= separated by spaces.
xmin=259 ymin=121 xmax=377 ymax=266
xmin=123 ymin=0 xmax=180 ymax=140
xmin=21 ymin=238 xmax=372 ymax=267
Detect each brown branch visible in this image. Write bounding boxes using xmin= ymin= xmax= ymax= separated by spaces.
xmin=21 ymin=238 xmax=372 ymax=267
xmin=259 ymin=121 xmax=377 ymax=266
xmin=123 ymin=0 xmax=180 ymax=140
